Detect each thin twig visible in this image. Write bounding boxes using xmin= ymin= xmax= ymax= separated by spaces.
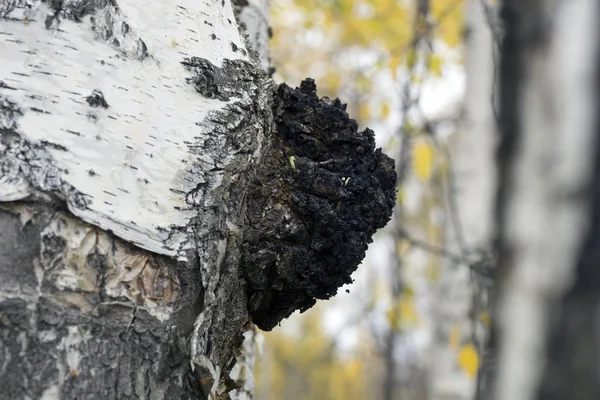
xmin=395 ymin=227 xmax=466 ymax=264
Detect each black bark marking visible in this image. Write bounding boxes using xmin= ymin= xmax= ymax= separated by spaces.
xmin=0 ymin=81 xmax=17 ymax=90
xmin=40 ymin=140 xmax=68 ymax=152
xmin=243 ymin=79 xmax=397 ymax=330
xmin=30 ymin=107 xmax=51 ymax=114
xmin=136 ymin=38 xmax=148 ymax=59
xmin=0 ymin=98 xmax=90 ymax=209
xmin=181 ymin=57 xmax=256 ymax=102
xmin=85 ymin=89 xmax=109 ymax=108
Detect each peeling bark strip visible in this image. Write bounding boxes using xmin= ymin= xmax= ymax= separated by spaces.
xmin=0 ymin=204 xmax=202 ymax=399
xmin=244 ymin=79 xmax=396 ymax=330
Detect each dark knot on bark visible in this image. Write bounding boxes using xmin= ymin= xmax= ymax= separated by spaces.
xmin=242 ymin=78 xmax=396 ymax=330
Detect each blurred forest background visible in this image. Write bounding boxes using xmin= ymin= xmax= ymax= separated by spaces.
xmin=254 ymin=1 xmax=474 ymax=399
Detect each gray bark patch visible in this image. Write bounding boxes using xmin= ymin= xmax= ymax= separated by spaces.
xmin=181 ymin=57 xmax=257 ymax=102
xmin=0 ymin=205 xmax=205 ymax=399
xmin=0 ymin=95 xmax=90 ymax=209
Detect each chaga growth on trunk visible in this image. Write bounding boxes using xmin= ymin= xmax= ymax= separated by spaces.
xmin=243 ymin=79 xmax=396 ymax=330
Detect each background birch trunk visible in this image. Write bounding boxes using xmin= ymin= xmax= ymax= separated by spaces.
xmin=491 ymin=1 xmax=600 ymax=399
xmin=428 ymin=1 xmax=496 ymax=398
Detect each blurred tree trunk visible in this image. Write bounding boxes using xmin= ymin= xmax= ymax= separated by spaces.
xmin=0 ymin=1 xmax=270 ymax=399
xmin=428 ymin=0 xmax=496 ymax=398
xmin=490 ymin=1 xmax=600 ymax=399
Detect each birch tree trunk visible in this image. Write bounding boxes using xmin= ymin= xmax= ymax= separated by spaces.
xmin=0 ymin=1 xmax=396 ymax=399
xmin=428 ymin=1 xmax=496 ymax=398
xmin=491 ymin=0 xmax=600 ymax=399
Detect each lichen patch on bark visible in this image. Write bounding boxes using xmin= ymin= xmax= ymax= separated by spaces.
xmin=39 ymin=209 xmax=180 ymax=320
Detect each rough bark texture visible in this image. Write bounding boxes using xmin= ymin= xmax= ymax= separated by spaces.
xmin=244 ymin=79 xmax=396 ymax=330
xmin=491 ymin=1 xmax=599 ymax=399
xmin=0 ymin=203 xmax=202 ymax=399
xmin=0 ymin=0 xmax=396 ymax=398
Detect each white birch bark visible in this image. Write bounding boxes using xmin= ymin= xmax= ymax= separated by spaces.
xmin=428 ymin=1 xmax=496 ymax=398
xmin=0 ymin=0 xmax=270 ymax=398
xmin=1 ymin=0 xmax=251 ymax=258
xmin=0 ymin=1 xmax=397 ymax=399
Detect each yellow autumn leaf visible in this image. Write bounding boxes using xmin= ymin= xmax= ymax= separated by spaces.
xmin=396 ymin=187 xmax=404 ymax=205
xmin=386 ymin=306 xmax=399 ymax=330
xmin=396 ymin=239 xmax=411 ymax=256
xmin=324 ymin=71 xmax=342 ymax=93
xmin=413 ymin=140 xmax=435 ymax=181
xmin=399 ymin=295 xmax=419 ymax=326
xmin=479 ymin=311 xmax=490 ymax=328
xmin=390 ymin=55 xmax=401 ymax=80
xmin=381 ymin=101 xmax=391 ymax=119
xmin=426 ymin=263 xmax=440 ymax=282
xmin=429 ymin=54 xmax=444 ymax=76
xmin=432 ymin=0 xmax=465 ymax=48
xmin=448 ymin=325 xmax=461 ymax=350
xmin=386 ymin=292 xmax=419 ymax=330
xmin=458 ymin=344 xmax=479 ymax=379
xmin=406 ymin=48 xmax=418 ymax=69
xmin=358 ymin=103 xmax=371 ymax=122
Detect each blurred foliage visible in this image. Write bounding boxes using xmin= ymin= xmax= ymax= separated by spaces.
xmin=458 ymin=344 xmax=480 ymax=379
xmin=256 ymin=1 xmax=469 ymax=399
xmin=270 ymin=0 xmax=465 ymax=121
xmin=255 ymin=306 xmax=373 ymax=400
xmin=413 ymin=139 xmax=435 ymax=181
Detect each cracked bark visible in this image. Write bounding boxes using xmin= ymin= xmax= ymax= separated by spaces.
xmin=0 ymin=0 xmax=395 ymax=399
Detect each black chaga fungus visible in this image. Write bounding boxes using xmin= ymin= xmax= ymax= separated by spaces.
xmin=243 ymin=78 xmax=396 ymax=331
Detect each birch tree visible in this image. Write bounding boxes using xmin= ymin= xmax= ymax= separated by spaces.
xmin=428 ymin=0 xmax=496 ymax=398
xmin=0 ymin=1 xmax=396 ymax=398
xmin=491 ymin=0 xmax=600 ymax=399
